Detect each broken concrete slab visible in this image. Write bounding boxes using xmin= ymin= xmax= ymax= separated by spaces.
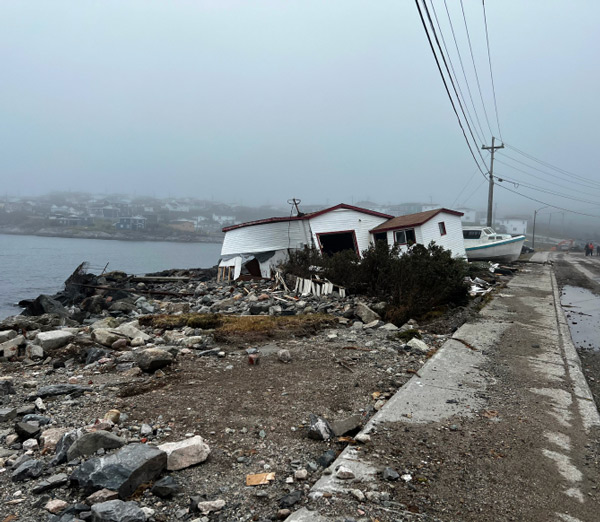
xmin=35 ymin=330 xmax=74 ymax=351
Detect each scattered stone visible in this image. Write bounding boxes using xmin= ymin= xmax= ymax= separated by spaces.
xmin=0 ymin=329 xmax=17 ymax=343
xmin=90 ymin=499 xmax=147 ymax=522
xmin=12 ymin=459 xmax=44 ymax=481
xmin=382 ymin=467 xmax=400 ymax=481
xmin=32 ymin=473 xmax=69 ymax=493
xmin=134 ymin=348 xmax=174 ymax=372
xmin=317 ymin=449 xmax=337 ymax=468
xmin=355 ymin=302 xmax=380 ymax=323
xmin=158 ymin=435 xmax=210 ymax=471
xmin=335 ymin=465 xmax=355 ymax=480
xmin=354 ymin=433 xmax=371 ymax=444
xmin=381 ymin=322 xmax=399 ymax=331
xmin=330 ymin=415 xmax=363 ymax=437
xmin=45 ymin=499 xmax=68 ymax=514
xmin=92 ymin=329 xmax=125 ymax=348
xmin=0 ymin=407 xmax=17 ymax=422
xmin=1 ymin=337 xmax=25 ymax=359
xmin=34 ymin=397 xmax=47 ymax=411
xmin=22 ymin=438 xmax=39 ymax=451
xmin=190 ymin=498 xmax=226 ymax=514
xmin=35 ymin=330 xmax=74 ymax=350
xmin=104 ymin=410 xmax=121 ymax=424
xmin=41 ymin=427 xmax=70 ymax=452
xmin=277 ymin=349 xmax=292 ymax=363
xmin=111 ymin=338 xmax=128 ymax=350
xmin=0 ymin=376 xmax=17 ymax=395
xmin=407 ymin=337 xmax=429 ymax=354
xmin=294 ymin=468 xmax=308 ymax=480
xmin=85 ymin=488 xmax=119 ymax=505
xmin=279 ymin=490 xmax=302 ymax=508
xmin=70 ymin=443 xmax=167 ymax=499
xmin=307 ymin=414 xmax=335 ymax=441
xmin=350 ymin=489 xmax=365 ymax=501
xmin=15 ymin=421 xmax=41 ymax=440
xmin=35 ymin=384 xmax=92 ymax=399
xmin=67 ymin=430 xmax=125 ymax=461
xmin=151 ymin=476 xmax=180 ymax=498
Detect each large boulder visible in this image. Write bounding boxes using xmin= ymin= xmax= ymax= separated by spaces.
xmin=0 ymin=335 xmax=25 ymax=358
xmin=67 ymin=430 xmax=125 ymax=461
xmin=158 ymin=436 xmax=210 ymax=471
xmin=134 ymin=348 xmax=173 ymax=372
xmin=70 ymin=443 xmax=167 ymax=499
xmin=355 ymin=302 xmax=381 ymax=324
xmin=90 ymin=499 xmax=147 ymax=522
xmin=92 ymin=329 xmax=125 ymax=348
xmin=35 ymin=330 xmax=74 ymax=351
xmin=19 ymin=294 xmax=69 ymax=317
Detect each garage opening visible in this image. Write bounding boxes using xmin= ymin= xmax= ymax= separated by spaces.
xmin=318 ymin=231 xmax=358 ymax=256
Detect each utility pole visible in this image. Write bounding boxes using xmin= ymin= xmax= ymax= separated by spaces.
xmin=482 ymin=136 xmax=504 ymax=227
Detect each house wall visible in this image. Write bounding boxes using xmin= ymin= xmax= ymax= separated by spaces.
xmin=220 ymin=220 xmax=312 ymax=256
xmin=309 ymin=208 xmax=389 ymax=256
xmin=382 ymin=213 xmax=466 ymax=258
xmin=498 ymin=218 xmax=527 ymax=236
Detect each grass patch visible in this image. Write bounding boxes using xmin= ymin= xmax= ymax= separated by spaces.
xmin=396 ymin=329 xmax=422 ymax=342
xmin=139 ymin=313 xmax=223 ymax=330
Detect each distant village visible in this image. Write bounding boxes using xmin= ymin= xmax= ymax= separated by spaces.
xmin=0 ymin=192 xmax=531 ymax=242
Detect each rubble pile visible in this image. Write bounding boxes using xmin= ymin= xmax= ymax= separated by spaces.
xmin=0 ymin=264 xmax=509 ymax=521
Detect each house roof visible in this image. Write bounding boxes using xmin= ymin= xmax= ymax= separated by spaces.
xmin=370 ymin=208 xmax=463 ymax=233
xmin=222 ymin=203 xmax=394 ymax=232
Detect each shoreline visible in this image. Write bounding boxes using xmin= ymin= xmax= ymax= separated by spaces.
xmin=0 ymin=227 xmax=224 ymax=244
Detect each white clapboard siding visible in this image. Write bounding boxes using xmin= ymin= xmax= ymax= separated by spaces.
xmin=221 ymin=220 xmax=312 ymax=256
xmin=309 ymin=208 xmax=389 ymax=256
xmin=418 ymin=213 xmax=466 ymax=257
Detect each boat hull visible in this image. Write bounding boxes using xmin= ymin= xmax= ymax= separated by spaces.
xmin=464 ymin=235 xmax=526 ymax=263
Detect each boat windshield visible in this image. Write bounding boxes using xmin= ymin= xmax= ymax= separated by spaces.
xmin=483 ymin=228 xmax=494 ymax=235
xmin=463 ymin=230 xmax=481 ymax=239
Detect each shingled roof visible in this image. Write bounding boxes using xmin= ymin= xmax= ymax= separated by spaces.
xmin=370 ymin=208 xmax=463 ymax=233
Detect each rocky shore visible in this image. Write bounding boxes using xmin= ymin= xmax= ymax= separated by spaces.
xmin=0 ymin=264 xmax=505 ymax=522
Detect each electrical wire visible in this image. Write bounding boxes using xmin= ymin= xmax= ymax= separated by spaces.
xmin=482 ymin=0 xmax=503 ymax=140
xmin=443 ymin=0 xmax=487 ymax=142
xmin=429 ymin=1 xmax=484 ymax=145
xmin=459 ymin=0 xmax=494 ymax=137
xmin=504 ymin=143 xmax=600 ymax=188
xmin=451 ymin=167 xmax=481 ymax=207
xmin=495 ymin=175 xmax=600 ymax=206
xmin=414 ymin=0 xmax=488 ymax=177
xmin=461 ymin=178 xmax=487 ymax=206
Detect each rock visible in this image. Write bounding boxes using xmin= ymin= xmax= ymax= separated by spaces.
xmin=23 ymin=438 xmax=39 ymax=450
xmin=86 ymin=488 xmax=119 ymax=504
xmin=158 ymin=435 xmax=210 ymax=471
xmin=135 ymin=348 xmax=174 ymax=372
xmin=355 ymin=302 xmax=380 ymax=323
xmin=277 ymin=349 xmax=292 ymax=363
xmin=92 ymin=329 xmax=124 ymax=348
xmin=45 ymin=499 xmax=68 ymax=514
xmin=26 ymin=344 xmax=45 ymax=359
xmin=12 ymin=459 xmax=44 ymax=481
xmin=364 ymin=320 xmax=383 ymax=329
xmin=190 ymin=498 xmax=226 ymax=514
xmin=50 ymin=429 xmax=84 ymax=466
xmin=35 ymin=384 xmax=92 ymax=399
xmin=86 ymin=347 xmax=111 ymax=365
xmin=67 ymin=430 xmax=126 ymax=461
xmin=380 ymin=323 xmax=399 ymax=331
xmin=354 ymin=433 xmax=371 ymax=444
xmin=21 ymin=294 xmax=68 ymax=317
xmin=151 ymin=476 xmax=180 ymax=498
xmin=294 ymin=468 xmax=308 ymax=480
xmin=407 ymin=338 xmax=429 ymax=354
xmin=115 ymin=322 xmax=151 ymax=342
xmin=90 ymin=499 xmax=147 ymax=522
xmin=35 ymin=331 xmax=74 ymax=351
xmin=104 ymin=410 xmax=121 ymax=424
xmin=41 ymin=427 xmax=70 ymax=452
xmin=70 ymin=443 xmax=167 ymax=499
xmin=111 ymin=338 xmax=128 ymax=350
xmin=317 ymin=449 xmax=337 ymax=468
xmin=15 ymin=421 xmax=41 ymax=440
xmin=335 ymin=465 xmax=355 ymax=480
xmin=32 ymin=473 xmax=69 ymax=493
xmin=307 ymin=414 xmax=334 ymax=441
xmin=382 ymin=467 xmax=400 ymax=481
xmin=0 ymin=329 xmax=17 ymax=343
xmin=34 ymin=397 xmax=47 ymax=411
xmin=0 ymin=407 xmax=17 ymax=422
xmin=23 ymin=413 xmax=50 ymax=425
xmin=279 ymin=490 xmax=302 ymax=508
xmin=140 ymin=424 xmax=153 ymax=437
xmin=330 ymin=415 xmax=363 ymax=437
xmin=351 ymin=489 xmax=365 ymax=501
xmin=0 ymin=376 xmax=17 ymax=395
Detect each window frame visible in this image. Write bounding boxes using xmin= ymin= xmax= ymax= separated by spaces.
xmin=394 ymin=228 xmax=416 ymax=246
xmin=438 ymin=221 xmax=447 ymax=236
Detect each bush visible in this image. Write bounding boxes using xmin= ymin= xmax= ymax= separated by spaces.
xmin=282 ymin=242 xmax=468 ymax=323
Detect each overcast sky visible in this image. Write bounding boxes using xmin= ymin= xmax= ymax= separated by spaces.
xmin=1 ymin=0 xmax=599 ymax=221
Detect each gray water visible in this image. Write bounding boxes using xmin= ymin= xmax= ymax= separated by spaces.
xmin=560 ymin=285 xmax=600 ymax=351
xmin=0 ymin=234 xmax=222 ymax=319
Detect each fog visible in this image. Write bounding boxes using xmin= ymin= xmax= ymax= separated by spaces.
xmin=1 ymin=0 xmax=599 ymax=225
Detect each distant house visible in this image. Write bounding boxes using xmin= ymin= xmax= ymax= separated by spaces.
xmin=168 ymin=219 xmax=196 ymax=232
xmin=115 ymin=216 xmax=146 ymax=230
xmin=496 ymin=217 xmax=528 ymax=236
xmin=456 ymin=207 xmax=478 ymax=224
xmin=212 ymin=214 xmax=236 ymax=225
xmin=218 ymin=203 xmax=465 ymax=280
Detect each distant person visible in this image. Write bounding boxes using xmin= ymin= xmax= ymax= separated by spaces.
xmin=585 ymin=243 xmax=590 ymax=256
xmin=590 ymin=243 xmax=595 ymax=256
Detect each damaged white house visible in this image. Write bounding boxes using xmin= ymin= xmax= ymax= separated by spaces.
xmin=218 ymin=203 xmax=465 ymax=281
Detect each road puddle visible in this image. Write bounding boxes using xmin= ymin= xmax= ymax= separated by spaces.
xmin=560 ymin=285 xmax=600 ymax=351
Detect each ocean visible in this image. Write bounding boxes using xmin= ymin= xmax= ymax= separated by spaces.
xmin=0 ymin=234 xmax=223 ymax=320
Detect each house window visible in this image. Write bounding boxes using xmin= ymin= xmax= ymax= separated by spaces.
xmin=394 ymin=228 xmax=416 ymax=245
xmin=438 ymin=222 xmax=446 ymax=236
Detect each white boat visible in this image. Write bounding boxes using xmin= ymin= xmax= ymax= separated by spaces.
xmin=462 ymin=226 xmax=526 ymax=263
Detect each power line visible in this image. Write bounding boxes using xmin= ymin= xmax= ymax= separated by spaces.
xmin=495 ymin=183 xmax=600 ymax=219
xmin=461 ymin=178 xmax=487 ymax=206
xmin=504 ymin=143 xmax=600 ymax=187
xmin=495 ymin=175 xmax=600 ymax=206
xmin=443 ymin=0 xmax=487 ymax=141
xmin=495 ymin=158 xmax=600 ymax=197
xmin=414 ymin=0 xmax=488 ymax=177
xmin=452 ymin=167 xmax=481 ymax=207
xmin=459 ymin=0 xmax=494 ymax=137
xmin=429 ymin=1 xmax=484 ymax=145
xmin=482 ymin=0 xmax=503 ymax=140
